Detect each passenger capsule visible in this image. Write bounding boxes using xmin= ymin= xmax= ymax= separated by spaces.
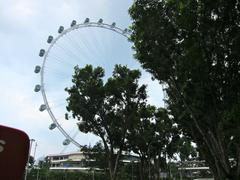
xmin=98 ymin=18 xmax=103 ymax=24
xmin=71 ymin=20 xmax=77 ymax=27
xmin=34 ymin=85 xmax=41 ymax=92
xmin=47 ymin=36 xmax=53 ymax=43
xmin=49 ymin=123 xmax=57 ymax=130
xmin=63 ymin=139 xmax=70 ymax=146
xmin=58 ymin=26 xmax=64 ymax=33
xmin=111 ymin=22 xmax=116 ymax=28
xmin=123 ymin=28 xmax=128 ymax=33
xmin=39 ymin=49 xmax=45 ymax=57
xmin=34 ymin=66 xmax=41 ymax=73
xmin=39 ymin=104 xmax=46 ymax=111
xmin=65 ymin=113 xmax=69 ymax=120
xmin=84 ymin=18 xmax=90 ymax=24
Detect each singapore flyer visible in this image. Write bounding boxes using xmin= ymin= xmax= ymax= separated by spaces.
xmin=34 ymin=18 xmax=163 ymax=150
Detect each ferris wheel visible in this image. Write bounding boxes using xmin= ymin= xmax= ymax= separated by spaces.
xmin=34 ymin=18 xmax=163 ymax=149
xmin=34 ymin=18 xmax=141 ymax=148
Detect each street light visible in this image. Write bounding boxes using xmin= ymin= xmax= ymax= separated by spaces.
xmin=33 ymin=142 xmax=37 ymax=161
xmin=24 ymin=138 xmax=35 ymax=180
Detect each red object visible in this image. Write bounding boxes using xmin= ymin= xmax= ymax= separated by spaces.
xmin=0 ymin=125 xmax=29 ymax=180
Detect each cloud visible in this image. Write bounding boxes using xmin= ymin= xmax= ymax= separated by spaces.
xmin=0 ymin=64 xmax=83 ymax=156
xmin=0 ymin=64 xmax=46 ymax=129
xmin=139 ymin=72 xmax=165 ymax=107
xmin=7 ymin=0 xmax=37 ymax=19
xmin=0 ymin=0 xmax=164 ymax=159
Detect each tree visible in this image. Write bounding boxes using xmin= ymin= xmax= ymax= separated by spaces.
xmin=129 ymin=0 xmax=240 ymax=179
xmin=127 ymin=106 xmax=189 ymax=180
xmin=38 ymin=156 xmax=50 ymax=169
xmin=176 ymin=137 xmax=197 ymax=162
xmin=29 ymin=155 xmax=35 ymax=168
xmin=126 ymin=105 xmax=156 ymax=179
xmin=65 ymin=64 xmax=147 ymax=180
xmin=81 ymin=141 xmax=108 ymax=170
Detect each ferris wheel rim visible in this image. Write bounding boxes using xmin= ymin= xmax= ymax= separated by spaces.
xmin=39 ymin=20 xmax=131 ymax=148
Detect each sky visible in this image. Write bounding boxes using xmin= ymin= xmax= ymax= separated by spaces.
xmin=0 ymin=0 xmax=164 ymax=160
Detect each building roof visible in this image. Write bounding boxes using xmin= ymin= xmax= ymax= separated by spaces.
xmin=47 ymin=151 xmax=84 ymax=157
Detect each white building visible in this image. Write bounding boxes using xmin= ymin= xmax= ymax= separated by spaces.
xmin=47 ymin=151 xmax=92 ymax=171
xmin=47 ymin=151 xmax=139 ymax=171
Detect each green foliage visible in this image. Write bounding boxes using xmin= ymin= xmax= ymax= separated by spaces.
xmin=66 ymin=64 xmax=148 ymax=180
xmin=81 ymin=141 xmax=108 ymax=170
xmin=177 ymin=137 xmax=197 ymax=161
xmin=117 ymin=162 xmax=139 ymax=180
xmin=28 ymin=156 xmax=35 ymax=168
xmin=65 ymin=64 xmax=146 ymax=144
xmin=66 ymin=64 xmax=195 ymax=179
xmin=38 ymin=156 xmax=51 ymax=169
xmin=129 ymin=0 xmax=240 ymax=179
xmin=127 ymin=106 xmax=190 ymax=179
xmin=27 ymin=169 xmax=108 ymax=180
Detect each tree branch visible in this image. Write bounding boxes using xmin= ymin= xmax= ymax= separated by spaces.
xmin=169 ymin=77 xmax=228 ymax=177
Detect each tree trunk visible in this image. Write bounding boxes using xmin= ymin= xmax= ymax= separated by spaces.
xmin=139 ymin=156 xmax=148 ymax=180
xmin=139 ymin=161 xmax=144 ymax=180
xmin=108 ymin=154 xmax=114 ymax=180
xmin=112 ymin=149 xmax=122 ymax=180
xmin=170 ymin=80 xmax=240 ymax=180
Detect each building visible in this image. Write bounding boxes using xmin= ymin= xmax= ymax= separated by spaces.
xmin=47 ymin=151 xmax=92 ymax=171
xmin=178 ymin=160 xmax=213 ymax=179
xmin=47 ymin=151 xmax=139 ymax=171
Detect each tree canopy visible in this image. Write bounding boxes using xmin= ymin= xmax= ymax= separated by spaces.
xmin=81 ymin=141 xmax=107 ymax=170
xmin=129 ymin=0 xmax=240 ymax=179
xmin=65 ymin=64 xmax=147 ymax=180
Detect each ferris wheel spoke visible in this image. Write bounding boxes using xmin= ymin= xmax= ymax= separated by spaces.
xmin=60 ymin=129 xmax=80 ymax=153
xmin=47 ymin=98 xmax=67 ymax=106
xmin=54 ymin=43 xmax=83 ymax=64
xmin=47 ymin=53 xmax=76 ymax=68
xmin=89 ymin=31 xmax=109 ymax=69
xmin=61 ymin=30 xmax=99 ymax=66
xmin=74 ymin=33 xmax=100 ymax=65
xmin=44 ymin=67 xmax=72 ymax=80
xmin=80 ymin=31 xmax=102 ymax=60
xmin=60 ymin=37 xmax=87 ymax=66
xmin=48 ymin=102 xmax=67 ymax=110
xmin=65 ymin=35 xmax=94 ymax=65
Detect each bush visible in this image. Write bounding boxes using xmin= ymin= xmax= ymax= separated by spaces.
xmin=27 ymin=169 xmax=109 ymax=180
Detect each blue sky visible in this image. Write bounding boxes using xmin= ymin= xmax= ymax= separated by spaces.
xmin=0 ymin=0 xmax=164 ymax=159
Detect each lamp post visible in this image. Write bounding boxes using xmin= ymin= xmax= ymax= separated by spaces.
xmin=24 ymin=138 xmax=35 ymax=180
xmin=33 ymin=142 xmax=37 ymax=160
xmin=33 ymin=142 xmax=38 ymax=180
